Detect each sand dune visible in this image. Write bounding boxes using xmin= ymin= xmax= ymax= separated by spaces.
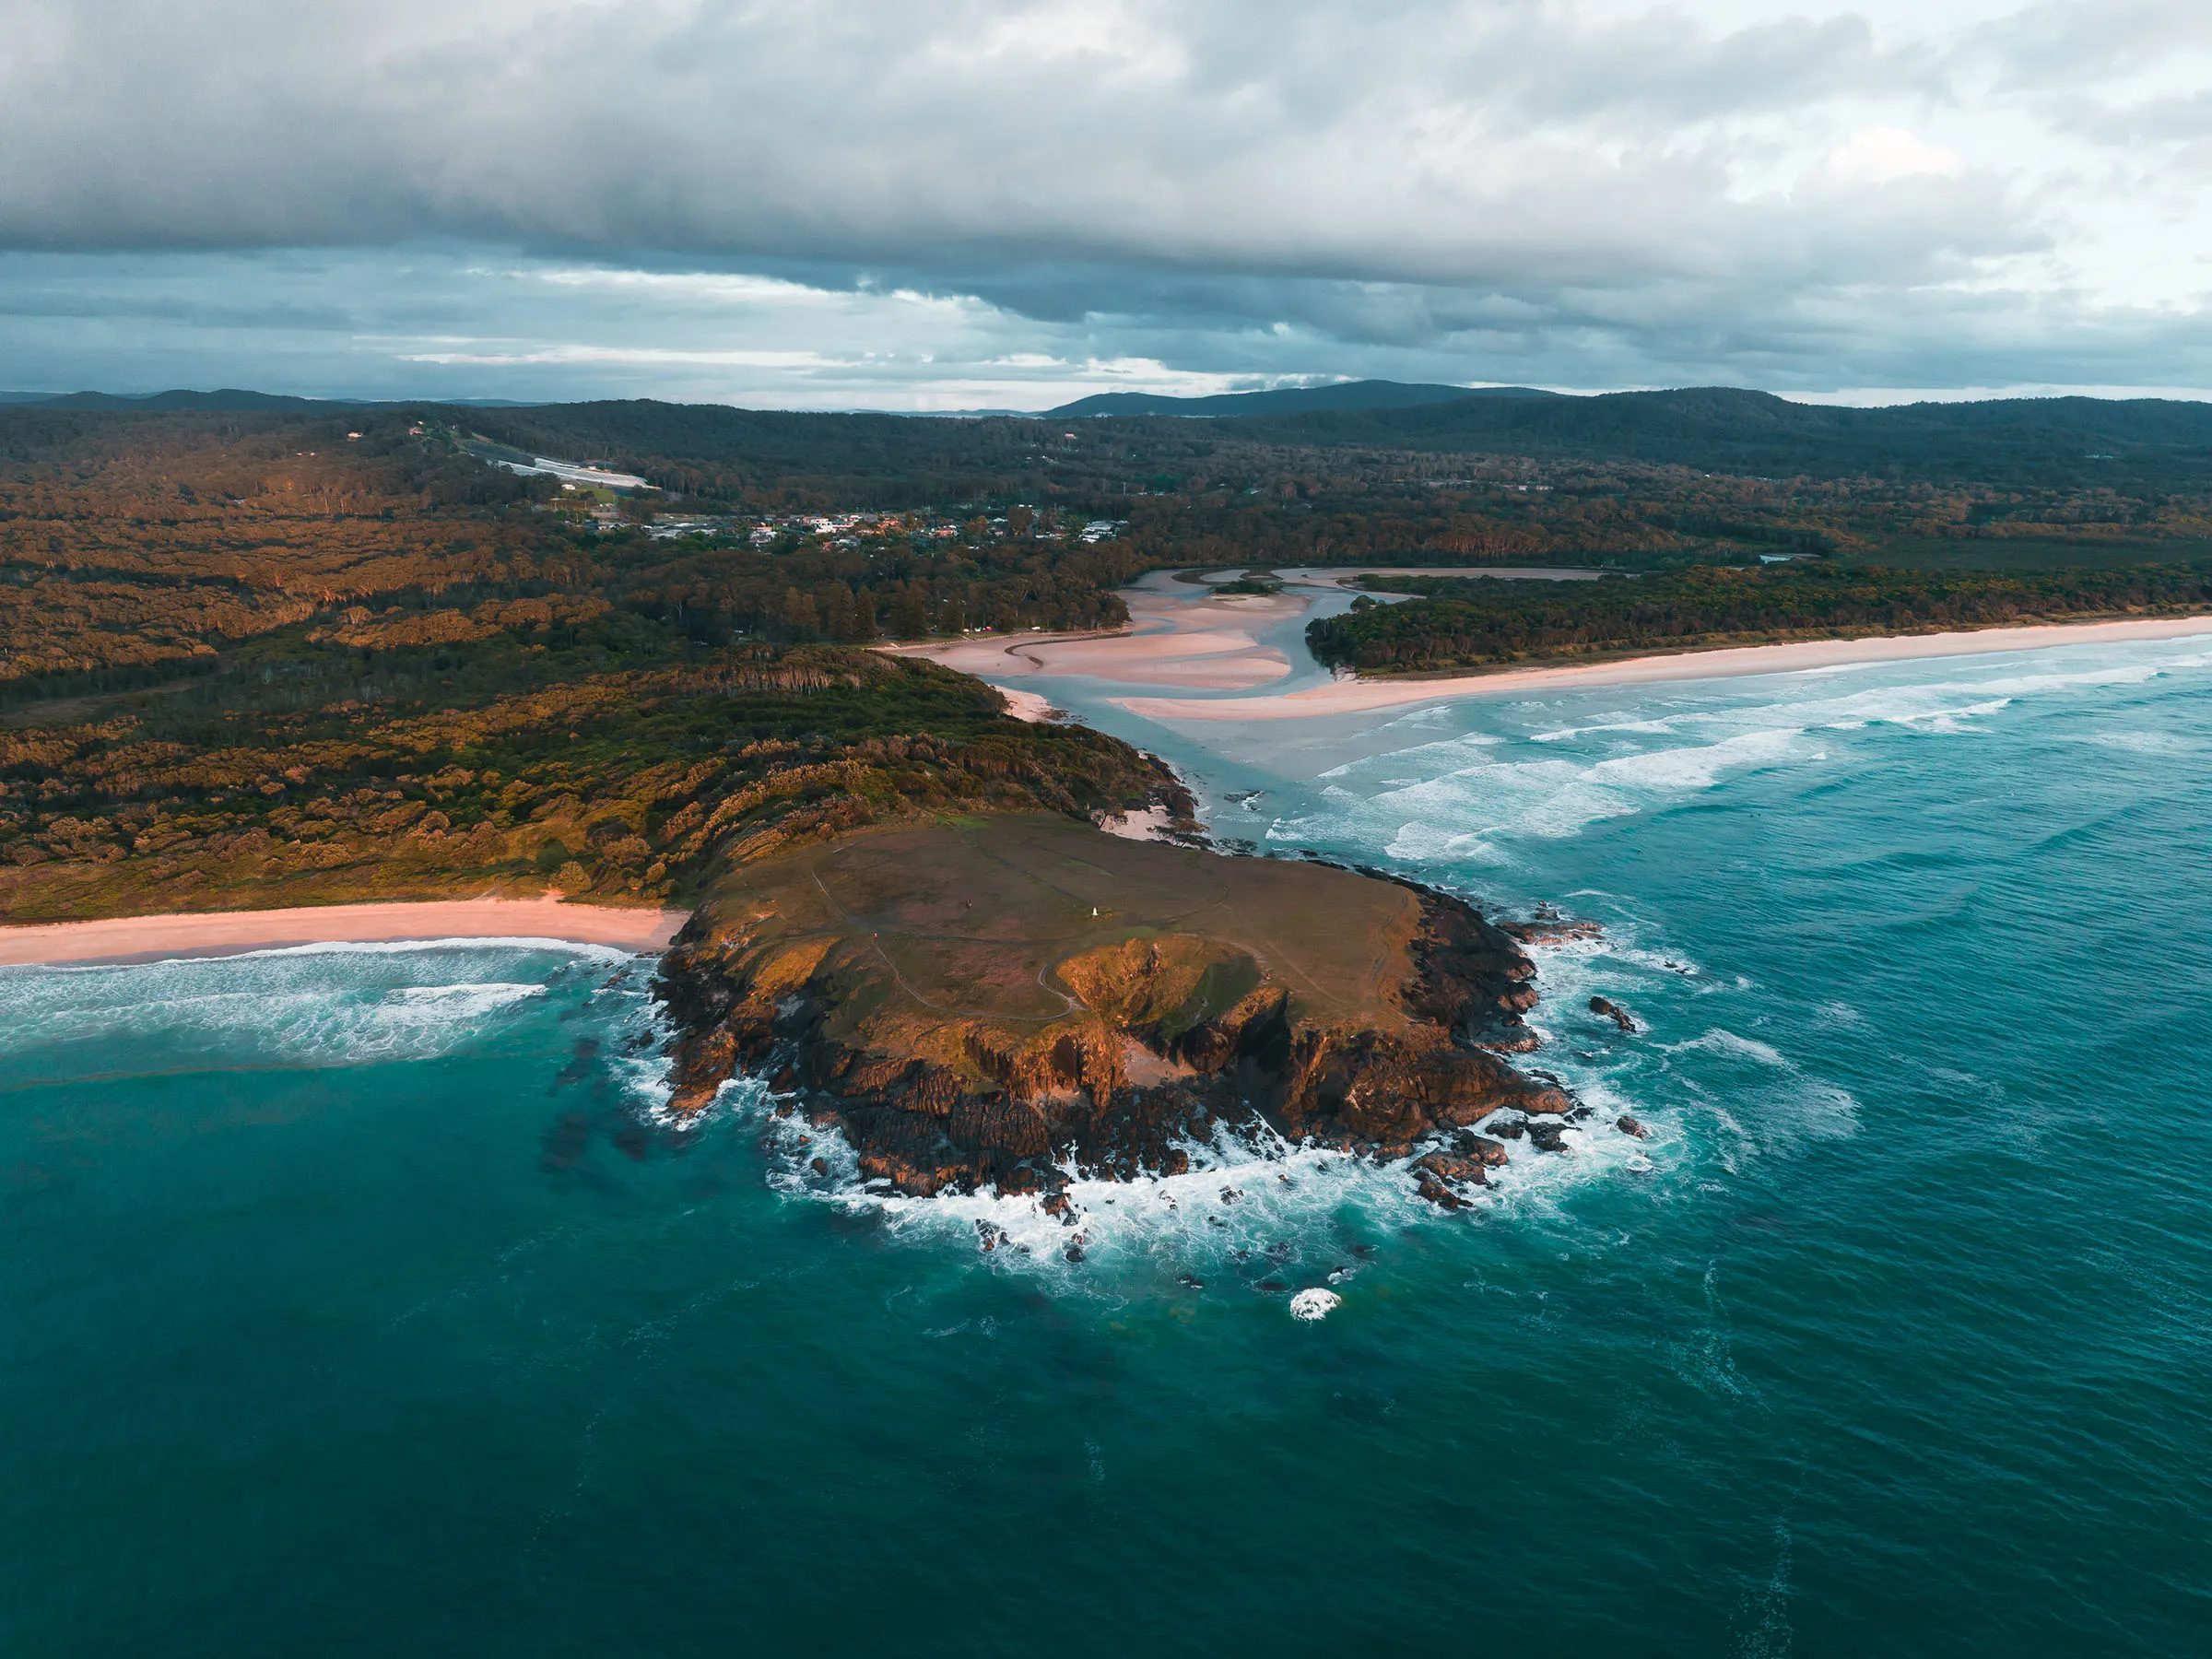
xmin=0 ymin=898 xmax=690 ymax=967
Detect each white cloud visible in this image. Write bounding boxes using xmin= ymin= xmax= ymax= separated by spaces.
xmin=1824 ymin=125 xmax=1967 ymax=184
xmin=0 ymin=2 xmax=2206 ymax=401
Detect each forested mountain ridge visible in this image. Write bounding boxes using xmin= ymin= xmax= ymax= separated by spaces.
xmin=460 ymin=386 xmax=2212 ymax=496
xmin=1204 ymin=388 xmax=2212 ymax=490
xmin=1043 ymin=380 xmax=1558 ymax=418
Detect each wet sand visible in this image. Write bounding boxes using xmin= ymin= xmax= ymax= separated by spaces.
xmin=1112 ymin=616 xmax=2212 ymax=722
xmin=879 ymin=585 xmax=1309 ymax=691
xmin=879 ymin=567 xmax=1610 ymax=695
xmin=0 ymin=898 xmax=691 ymax=967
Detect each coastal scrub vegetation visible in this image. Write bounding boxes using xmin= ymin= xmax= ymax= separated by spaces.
xmin=6 ymin=398 xmax=2212 ymax=921
xmin=0 ymin=630 xmax=1172 ymax=921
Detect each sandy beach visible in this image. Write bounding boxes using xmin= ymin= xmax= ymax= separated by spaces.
xmin=881 ymin=583 xmax=1308 ymax=690
xmin=0 ymin=898 xmax=691 ymax=968
xmin=881 ymin=567 xmax=1615 ymax=698
xmin=1112 ymin=615 xmax=2212 ymax=722
xmin=994 ymin=685 xmax=1060 ymax=723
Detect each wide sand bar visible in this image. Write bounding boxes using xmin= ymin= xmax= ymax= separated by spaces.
xmin=1113 ymin=616 xmax=2212 ymax=722
xmin=879 ymin=586 xmax=1308 ymax=691
xmin=0 ymin=898 xmax=690 ymax=968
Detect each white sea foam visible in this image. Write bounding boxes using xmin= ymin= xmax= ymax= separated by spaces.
xmin=138 ymin=935 xmax=639 ymax=968
xmin=709 ymin=1065 xmax=1670 ymax=1288
xmin=1284 ymin=723 xmax=1808 ymax=865
xmin=1666 ymin=1029 xmax=1792 ymax=1070
xmin=1289 ymin=1288 xmax=1341 ymax=1321
xmin=2076 ymin=729 xmax=2206 ymax=756
xmin=1585 ymin=725 xmax=1804 ymax=790
xmin=385 ymin=982 xmax=546 ymax=1011
xmin=0 ymin=943 xmax=653 ymax=1080
xmin=1528 ymin=716 xmax=1681 ymax=744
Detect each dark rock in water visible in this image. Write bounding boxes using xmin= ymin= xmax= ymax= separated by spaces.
xmin=1064 ymin=1236 xmax=1087 ymax=1263
xmin=809 ymin=1157 xmax=830 ymax=1176
xmin=1412 ymin=1150 xmax=1492 ymax=1188
xmin=1488 ymin=1118 xmax=1526 ymax=1140
xmin=1501 ymin=916 xmax=1605 ymax=946
xmin=1452 ymin=1132 xmax=1510 ymax=1166
xmin=1527 ymin=1121 xmax=1571 ymax=1153
xmin=975 ymin=1219 xmax=1008 ymax=1252
xmin=1415 ymin=1172 xmax=1466 ymax=1209
xmin=1177 ymin=1275 xmax=1205 ymax=1290
xmin=1041 ymin=1190 xmax=1071 ymax=1218
xmin=1257 ymin=1278 xmax=1287 ymax=1292
xmin=1589 ymin=995 xmax=1638 ymax=1033
xmin=1617 ymin=1114 xmax=1649 ymax=1139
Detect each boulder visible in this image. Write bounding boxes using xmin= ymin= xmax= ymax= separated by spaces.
xmin=1414 ymin=1173 xmax=1466 ymax=1209
xmin=1412 ymin=1150 xmax=1493 ymax=1187
xmin=1589 ymin=995 xmax=1638 ymax=1033
xmin=1527 ymin=1121 xmax=1571 ymax=1153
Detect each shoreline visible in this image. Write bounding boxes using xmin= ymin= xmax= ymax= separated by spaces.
xmin=0 ymin=898 xmax=691 ymax=969
xmin=1112 ymin=615 xmax=2212 ymax=722
xmin=878 ymin=578 xmax=1307 ymax=691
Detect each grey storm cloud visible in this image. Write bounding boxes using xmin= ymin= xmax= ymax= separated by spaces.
xmin=1 ymin=0 xmax=2208 ymax=404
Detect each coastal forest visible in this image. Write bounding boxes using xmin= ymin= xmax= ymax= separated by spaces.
xmin=5 ymin=394 xmax=2210 ymax=919
xmin=1309 ymin=562 xmax=2212 ymax=673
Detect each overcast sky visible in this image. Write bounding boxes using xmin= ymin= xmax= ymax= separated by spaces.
xmin=4 ymin=0 xmax=2209 ymax=407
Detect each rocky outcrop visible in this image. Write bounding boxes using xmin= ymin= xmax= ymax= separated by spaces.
xmin=1401 ymin=890 xmax=1547 ymax=1053
xmin=655 ymin=868 xmax=1573 ymax=1210
xmin=1589 ymin=995 xmax=1638 ymax=1033
xmin=1501 ymin=910 xmax=1605 ymax=946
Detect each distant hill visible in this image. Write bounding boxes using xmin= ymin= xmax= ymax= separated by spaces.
xmin=19 ymin=389 xmax=539 ymax=412
xmin=1045 ymin=380 xmax=1559 ymax=418
xmin=29 ymin=388 xmax=361 ymax=412
xmin=1209 ymin=386 xmax=2212 ymax=488
xmin=12 ymin=382 xmax=2208 ymax=493
xmin=439 ymin=386 xmax=2212 ymax=497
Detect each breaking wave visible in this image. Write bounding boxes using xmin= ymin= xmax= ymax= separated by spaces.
xmin=0 ymin=940 xmax=663 ymax=1083
xmin=677 ymin=1052 xmax=1669 ymax=1301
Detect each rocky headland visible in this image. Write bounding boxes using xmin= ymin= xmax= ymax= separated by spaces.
xmin=653 ymin=811 xmax=1600 ymax=1222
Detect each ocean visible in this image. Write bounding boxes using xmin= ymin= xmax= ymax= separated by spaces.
xmin=5 ymin=630 xmax=2210 ymax=1654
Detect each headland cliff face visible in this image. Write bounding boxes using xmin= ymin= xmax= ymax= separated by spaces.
xmin=653 ymin=814 xmax=1577 ymax=1219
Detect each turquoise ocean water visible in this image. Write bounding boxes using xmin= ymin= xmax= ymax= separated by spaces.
xmin=6 ymin=629 xmax=2211 ymax=1654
